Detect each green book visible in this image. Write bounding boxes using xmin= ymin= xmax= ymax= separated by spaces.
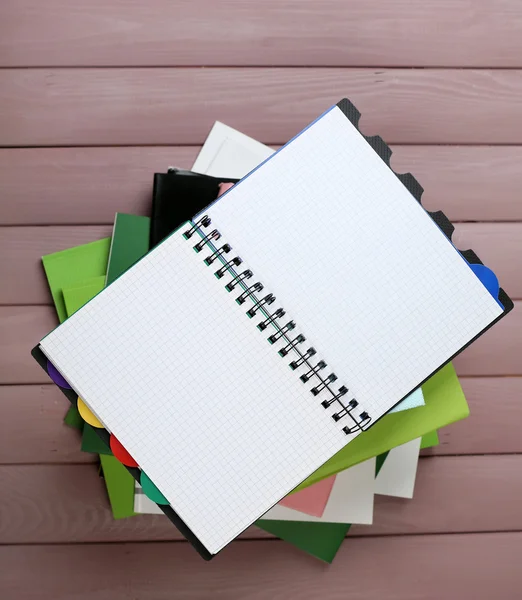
xmin=81 ymin=423 xmax=112 ymax=455
xmin=294 ymin=362 xmax=467 ymax=492
xmin=62 ymin=277 xmax=106 ymax=317
xmin=42 ymin=237 xmax=110 ymax=324
xmin=63 ymin=214 xmax=151 ymax=517
xmin=62 ymin=271 xmax=135 ymax=518
xmin=106 ymin=213 xmax=152 ymax=285
xmin=81 ymin=213 xmax=150 ymax=455
xmin=420 ymin=429 xmax=439 ymax=449
xmin=42 ymin=227 xmax=147 ymax=519
xmin=42 ymin=240 xmax=111 ymax=430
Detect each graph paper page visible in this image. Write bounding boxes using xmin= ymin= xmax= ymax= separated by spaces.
xmin=203 ymin=105 xmax=503 ymax=415
xmin=40 ymin=228 xmax=351 ymax=555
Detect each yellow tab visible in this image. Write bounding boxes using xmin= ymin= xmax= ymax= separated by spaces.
xmin=77 ymin=397 xmax=103 ymax=428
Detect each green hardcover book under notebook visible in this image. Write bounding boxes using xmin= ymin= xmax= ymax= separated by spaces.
xmin=62 ymin=265 xmax=136 ymax=518
xmin=67 ymin=214 xmax=151 ymax=518
xmin=294 ymin=362 xmax=466 ymax=492
xmin=42 ymin=239 xmax=111 ymax=430
xmin=42 ymin=238 xmax=111 ymax=324
xmin=42 ymin=219 xmax=149 ymax=519
xmin=80 ymin=213 xmax=151 ymax=455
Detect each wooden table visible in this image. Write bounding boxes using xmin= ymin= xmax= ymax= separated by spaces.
xmin=1 ymin=2 xmax=521 ymax=598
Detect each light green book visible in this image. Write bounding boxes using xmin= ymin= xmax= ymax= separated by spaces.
xmin=62 ymin=277 xmax=106 ymax=318
xmin=295 ymin=363 xmax=467 ymax=492
xmin=42 ymin=238 xmax=110 ymax=324
xmin=42 ymin=240 xmax=111 ymax=430
xmin=61 ymin=215 xmax=151 ymax=518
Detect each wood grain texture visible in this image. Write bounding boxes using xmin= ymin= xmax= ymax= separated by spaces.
xmin=430 ymin=377 xmax=522 ymax=456
xmin=1 ymin=456 xmax=521 ymax=544
xmin=2 ymin=534 xmax=522 ymax=600
xmin=3 ymin=304 xmax=520 ymax=385
xmin=0 ymin=385 xmax=94 ymax=465
xmin=452 ymin=304 xmax=521 ymax=376
xmin=5 ymin=377 xmax=521 ymax=465
xmin=3 ymin=145 xmax=522 ymax=225
xmin=0 ymin=226 xmax=112 ymax=305
xmin=1 ymin=223 xmax=519 ymax=306
xmin=2 ymin=0 xmax=522 ymax=68
xmin=0 ymin=306 xmax=57 ymax=384
xmin=3 ymin=69 xmax=522 ymax=146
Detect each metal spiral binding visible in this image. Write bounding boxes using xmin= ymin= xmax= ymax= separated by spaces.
xmin=184 ymin=215 xmax=372 ymax=435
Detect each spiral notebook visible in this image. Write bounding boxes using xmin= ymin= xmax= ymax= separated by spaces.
xmin=33 ymin=99 xmax=512 ymax=560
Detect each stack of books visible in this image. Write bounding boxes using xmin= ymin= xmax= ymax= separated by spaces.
xmin=32 ymin=99 xmax=511 ymax=562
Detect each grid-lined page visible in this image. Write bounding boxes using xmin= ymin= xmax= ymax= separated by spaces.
xmin=40 ymin=228 xmax=350 ymax=555
xmin=203 ymin=105 xmax=503 ymax=415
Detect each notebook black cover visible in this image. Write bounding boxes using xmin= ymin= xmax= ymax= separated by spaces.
xmin=151 ymin=169 xmax=238 ymax=248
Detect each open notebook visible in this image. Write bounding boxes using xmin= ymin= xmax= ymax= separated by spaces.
xmin=33 ymin=99 xmax=512 ymax=559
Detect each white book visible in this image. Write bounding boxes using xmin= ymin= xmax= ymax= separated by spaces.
xmin=260 ymin=459 xmax=375 ymax=524
xmin=375 ymin=438 xmax=422 ymax=499
xmin=36 ymin=99 xmax=510 ymax=559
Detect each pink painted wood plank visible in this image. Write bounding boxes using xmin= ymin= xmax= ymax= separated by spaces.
xmin=1 ymin=223 xmax=519 ymax=306
xmin=0 ymin=226 xmax=112 ymax=305
xmin=4 ymin=532 xmax=522 ymax=600
xmin=453 ymin=304 xmax=521 ymax=376
xmin=0 ymin=306 xmax=57 ymax=384
xmin=352 ymin=455 xmax=522 ymax=536
xmin=0 ymin=147 xmax=198 ymax=225
xmin=2 ymin=304 xmax=520 ymax=385
xmin=0 ymin=463 xmax=268 ymax=544
xmin=1 ymin=533 xmax=521 ymax=599
xmin=3 ymin=534 xmax=522 ymax=600
xmin=2 ymin=0 xmax=522 ymax=68
xmin=1 ymin=456 xmax=521 ymax=544
xmin=3 ymin=69 xmax=522 ymax=146
xmin=3 ymin=378 xmax=522 ymax=465
xmin=0 ymin=385 xmax=95 ymax=465
xmin=452 ymin=222 xmax=522 ymax=298
xmin=2 ymin=146 xmax=522 ymax=225
xmin=429 ymin=377 xmax=522 ymax=456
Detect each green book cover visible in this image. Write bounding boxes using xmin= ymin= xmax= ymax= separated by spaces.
xmin=294 ymin=363 xmax=468 ymax=492
xmin=62 ymin=276 xmax=106 ymax=317
xmin=63 ymin=214 xmax=151 ymax=517
xmin=63 ymin=273 xmax=135 ymax=518
xmin=420 ymin=429 xmax=439 ymax=449
xmin=106 ymin=213 xmax=151 ymax=285
xmin=99 ymin=454 xmax=137 ymax=520
xmin=42 ymin=237 xmax=111 ymax=323
xmin=42 ymin=239 xmax=111 ymax=430
xmin=81 ymin=423 xmax=112 ymax=455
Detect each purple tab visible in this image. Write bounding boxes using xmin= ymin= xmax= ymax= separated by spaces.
xmin=47 ymin=360 xmax=72 ymax=389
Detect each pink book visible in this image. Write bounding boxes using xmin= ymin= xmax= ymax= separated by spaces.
xmin=278 ymin=475 xmax=336 ymax=517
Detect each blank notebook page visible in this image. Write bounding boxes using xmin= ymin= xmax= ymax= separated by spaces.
xmin=39 ymin=229 xmax=351 ymax=555
xmin=203 ymin=104 xmax=503 ymax=414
